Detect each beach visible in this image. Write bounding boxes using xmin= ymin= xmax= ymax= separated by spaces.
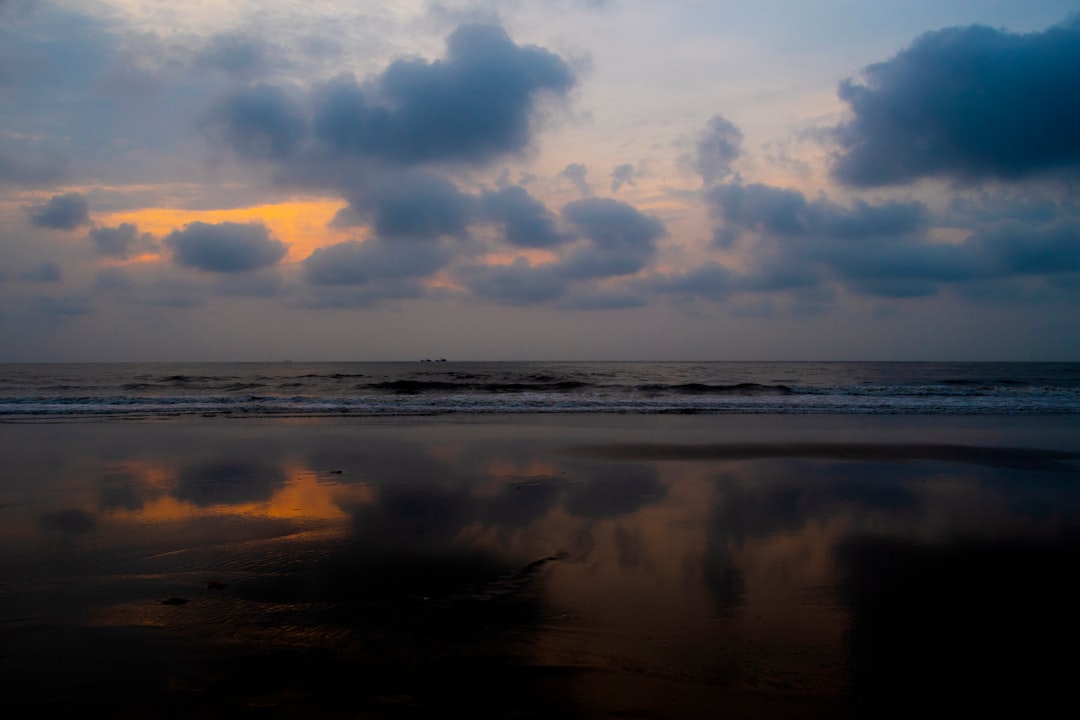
xmin=2 ymin=413 xmax=1079 ymax=717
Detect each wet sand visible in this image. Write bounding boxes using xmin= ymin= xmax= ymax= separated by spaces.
xmin=2 ymin=414 xmax=1079 ymax=718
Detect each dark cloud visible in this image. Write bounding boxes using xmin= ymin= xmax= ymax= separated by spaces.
xmin=28 ymin=192 xmax=90 ymax=230
xmin=832 ymin=18 xmax=1080 ymax=186
xmin=558 ymin=163 xmax=593 ymax=196
xmin=36 ymin=294 xmax=93 ymax=318
xmin=561 ymin=197 xmax=665 ymax=278
xmin=945 ymin=191 xmax=1075 ymax=227
xmin=213 ymin=271 xmax=288 ymax=298
xmin=95 ymin=266 xmax=136 ymax=292
xmin=88 ymin=223 xmax=157 ymax=259
xmin=648 ymin=262 xmax=733 ymax=301
xmin=0 ymin=150 xmax=66 ymax=187
xmin=561 ymin=287 xmax=647 ymax=310
xmin=970 ymin=219 xmax=1080 ymax=276
xmin=354 ymin=171 xmax=476 ymax=239
xmin=610 ymin=163 xmax=638 ymax=192
xmin=482 ymin=185 xmax=566 ymax=248
xmin=707 ymin=182 xmax=807 ymax=236
xmin=205 ymin=83 xmax=308 ymax=162
xmin=309 ymin=23 xmax=574 ymax=166
xmin=695 ymin=114 xmax=742 ymax=185
xmin=304 ymin=238 xmax=452 ymax=286
xmin=21 ymin=260 xmax=61 ymax=283
xmin=707 ymin=181 xmax=975 ymax=298
xmin=709 ymin=182 xmax=928 ymax=240
xmin=166 ymin=221 xmax=287 ymax=273
xmin=458 ymin=258 xmax=566 ymax=305
xmin=299 ymin=280 xmax=429 ymax=308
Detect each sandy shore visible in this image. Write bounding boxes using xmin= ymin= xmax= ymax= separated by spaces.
xmin=2 ymin=414 xmax=1079 ymax=717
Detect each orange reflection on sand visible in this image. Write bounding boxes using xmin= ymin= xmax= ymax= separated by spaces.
xmin=96 ymin=200 xmax=352 ymax=262
xmin=104 ymin=462 xmax=373 ymax=524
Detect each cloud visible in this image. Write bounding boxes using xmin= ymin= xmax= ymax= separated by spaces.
xmin=832 ymin=17 xmax=1080 ymax=187
xmin=708 ymin=182 xmax=927 ymax=240
xmin=351 ymin=170 xmax=476 ymax=239
xmin=0 ymin=150 xmax=66 ymax=187
xmin=88 ymin=223 xmax=157 ymax=259
xmin=648 ymin=262 xmax=733 ymax=302
xmin=304 ymin=238 xmax=451 ymax=286
xmin=197 ymin=33 xmax=274 ymax=78
xmin=970 ymin=219 xmax=1080 ymax=277
xmin=482 ymin=185 xmax=566 ymax=247
xmin=558 ymin=163 xmax=593 ymax=196
xmin=707 ymin=181 xmax=975 ymax=298
xmin=36 ymin=294 xmax=93 ymax=318
xmin=610 ymin=163 xmax=638 ymax=192
xmin=562 ymin=197 xmax=665 ymax=278
xmin=165 ymin=221 xmax=288 ymax=273
xmin=695 ymin=114 xmax=743 ymax=185
xmin=21 ymin=260 xmax=61 ymax=283
xmin=28 ymin=192 xmax=90 ymax=230
xmin=308 ymin=23 xmax=574 ymax=167
xmin=458 ymin=257 xmax=567 ymax=305
xmin=205 ymin=83 xmax=308 ymax=162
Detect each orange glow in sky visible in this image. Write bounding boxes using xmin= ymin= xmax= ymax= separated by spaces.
xmin=97 ymin=200 xmax=354 ymax=262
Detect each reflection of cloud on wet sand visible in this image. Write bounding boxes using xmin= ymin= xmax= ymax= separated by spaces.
xmin=99 ymin=459 xmax=373 ymax=524
xmin=5 ymin=419 xmax=1080 ymax=717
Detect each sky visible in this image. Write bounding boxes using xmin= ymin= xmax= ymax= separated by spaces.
xmin=1 ymin=0 xmax=1079 ymax=361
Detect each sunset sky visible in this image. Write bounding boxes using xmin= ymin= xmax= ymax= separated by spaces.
xmin=2 ymin=0 xmax=1078 ymax=361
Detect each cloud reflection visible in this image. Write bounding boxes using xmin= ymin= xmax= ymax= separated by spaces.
xmin=2 ymin=419 xmax=1079 ymax=715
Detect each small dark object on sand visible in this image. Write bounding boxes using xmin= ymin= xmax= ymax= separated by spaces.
xmin=162 ymin=597 xmax=188 ymax=606
xmin=205 ymin=581 xmax=227 ymax=590
xmin=329 ymin=470 xmax=343 ymax=475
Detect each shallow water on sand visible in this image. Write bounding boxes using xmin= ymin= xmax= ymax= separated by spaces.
xmin=2 ymin=415 xmax=1079 ymax=717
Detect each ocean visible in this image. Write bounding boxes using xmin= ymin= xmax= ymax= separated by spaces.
xmin=3 ymin=361 xmax=1079 ymax=419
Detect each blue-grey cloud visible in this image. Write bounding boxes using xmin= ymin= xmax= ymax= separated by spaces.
xmin=709 ymin=183 xmax=927 ymax=240
xmin=561 ymin=197 xmax=665 ymax=278
xmin=647 ymin=262 xmax=733 ymax=302
xmin=95 ymin=267 xmax=202 ymax=308
xmin=299 ymin=279 xmax=429 ymax=308
xmin=944 ymin=190 xmax=1079 ymax=227
xmin=36 ymin=294 xmax=93 ymax=318
xmin=482 ymin=185 xmax=566 ymax=248
xmin=28 ymin=192 xmax=90 ymax=230
xmin=304 ymin=238 xmax=452 ymax=286
xmin=457 ymin=258 xmax=567 ymax=305
xmin=561 ymin=287 xmax=648 ymax=310
xmin=310 ymin=23 xmax=573 ymax=167
xmin=95 ymin=266 xmax=136 ymax=292
xmin=969 ymin=219 xmax=1080 ymax=277
xmin=205 ymin=83 xmax=307 ymax=162
xmin=708 ymin=181 xmax=974 ymax=298
xmin=0 ymin=150 xmax=66 ymax=187
xmin=611 ymin=163 xmax=638 ymax=192
xmin=166 ymin=221 xmax=287 ymax=273
xmin=21 ymin=260 xmax=61 ymax=283
xmin=88 ymin=223 xmax=157 ymax=259
xmin=353 ymin=171 xmax=476 ymax=239
xmin=696 ymin=114 xmax=742 ymax=185
xmin=213 ymin=271 xmax=288 ymax=298
xmin=832 ymin=17 xmax=1080 ymax=186
xmin=558 ymin=163 xmax=593 ymax=196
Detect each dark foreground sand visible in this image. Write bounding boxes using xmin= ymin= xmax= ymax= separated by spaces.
xmin=2 ymin=414 xmax=1079 ymax=718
